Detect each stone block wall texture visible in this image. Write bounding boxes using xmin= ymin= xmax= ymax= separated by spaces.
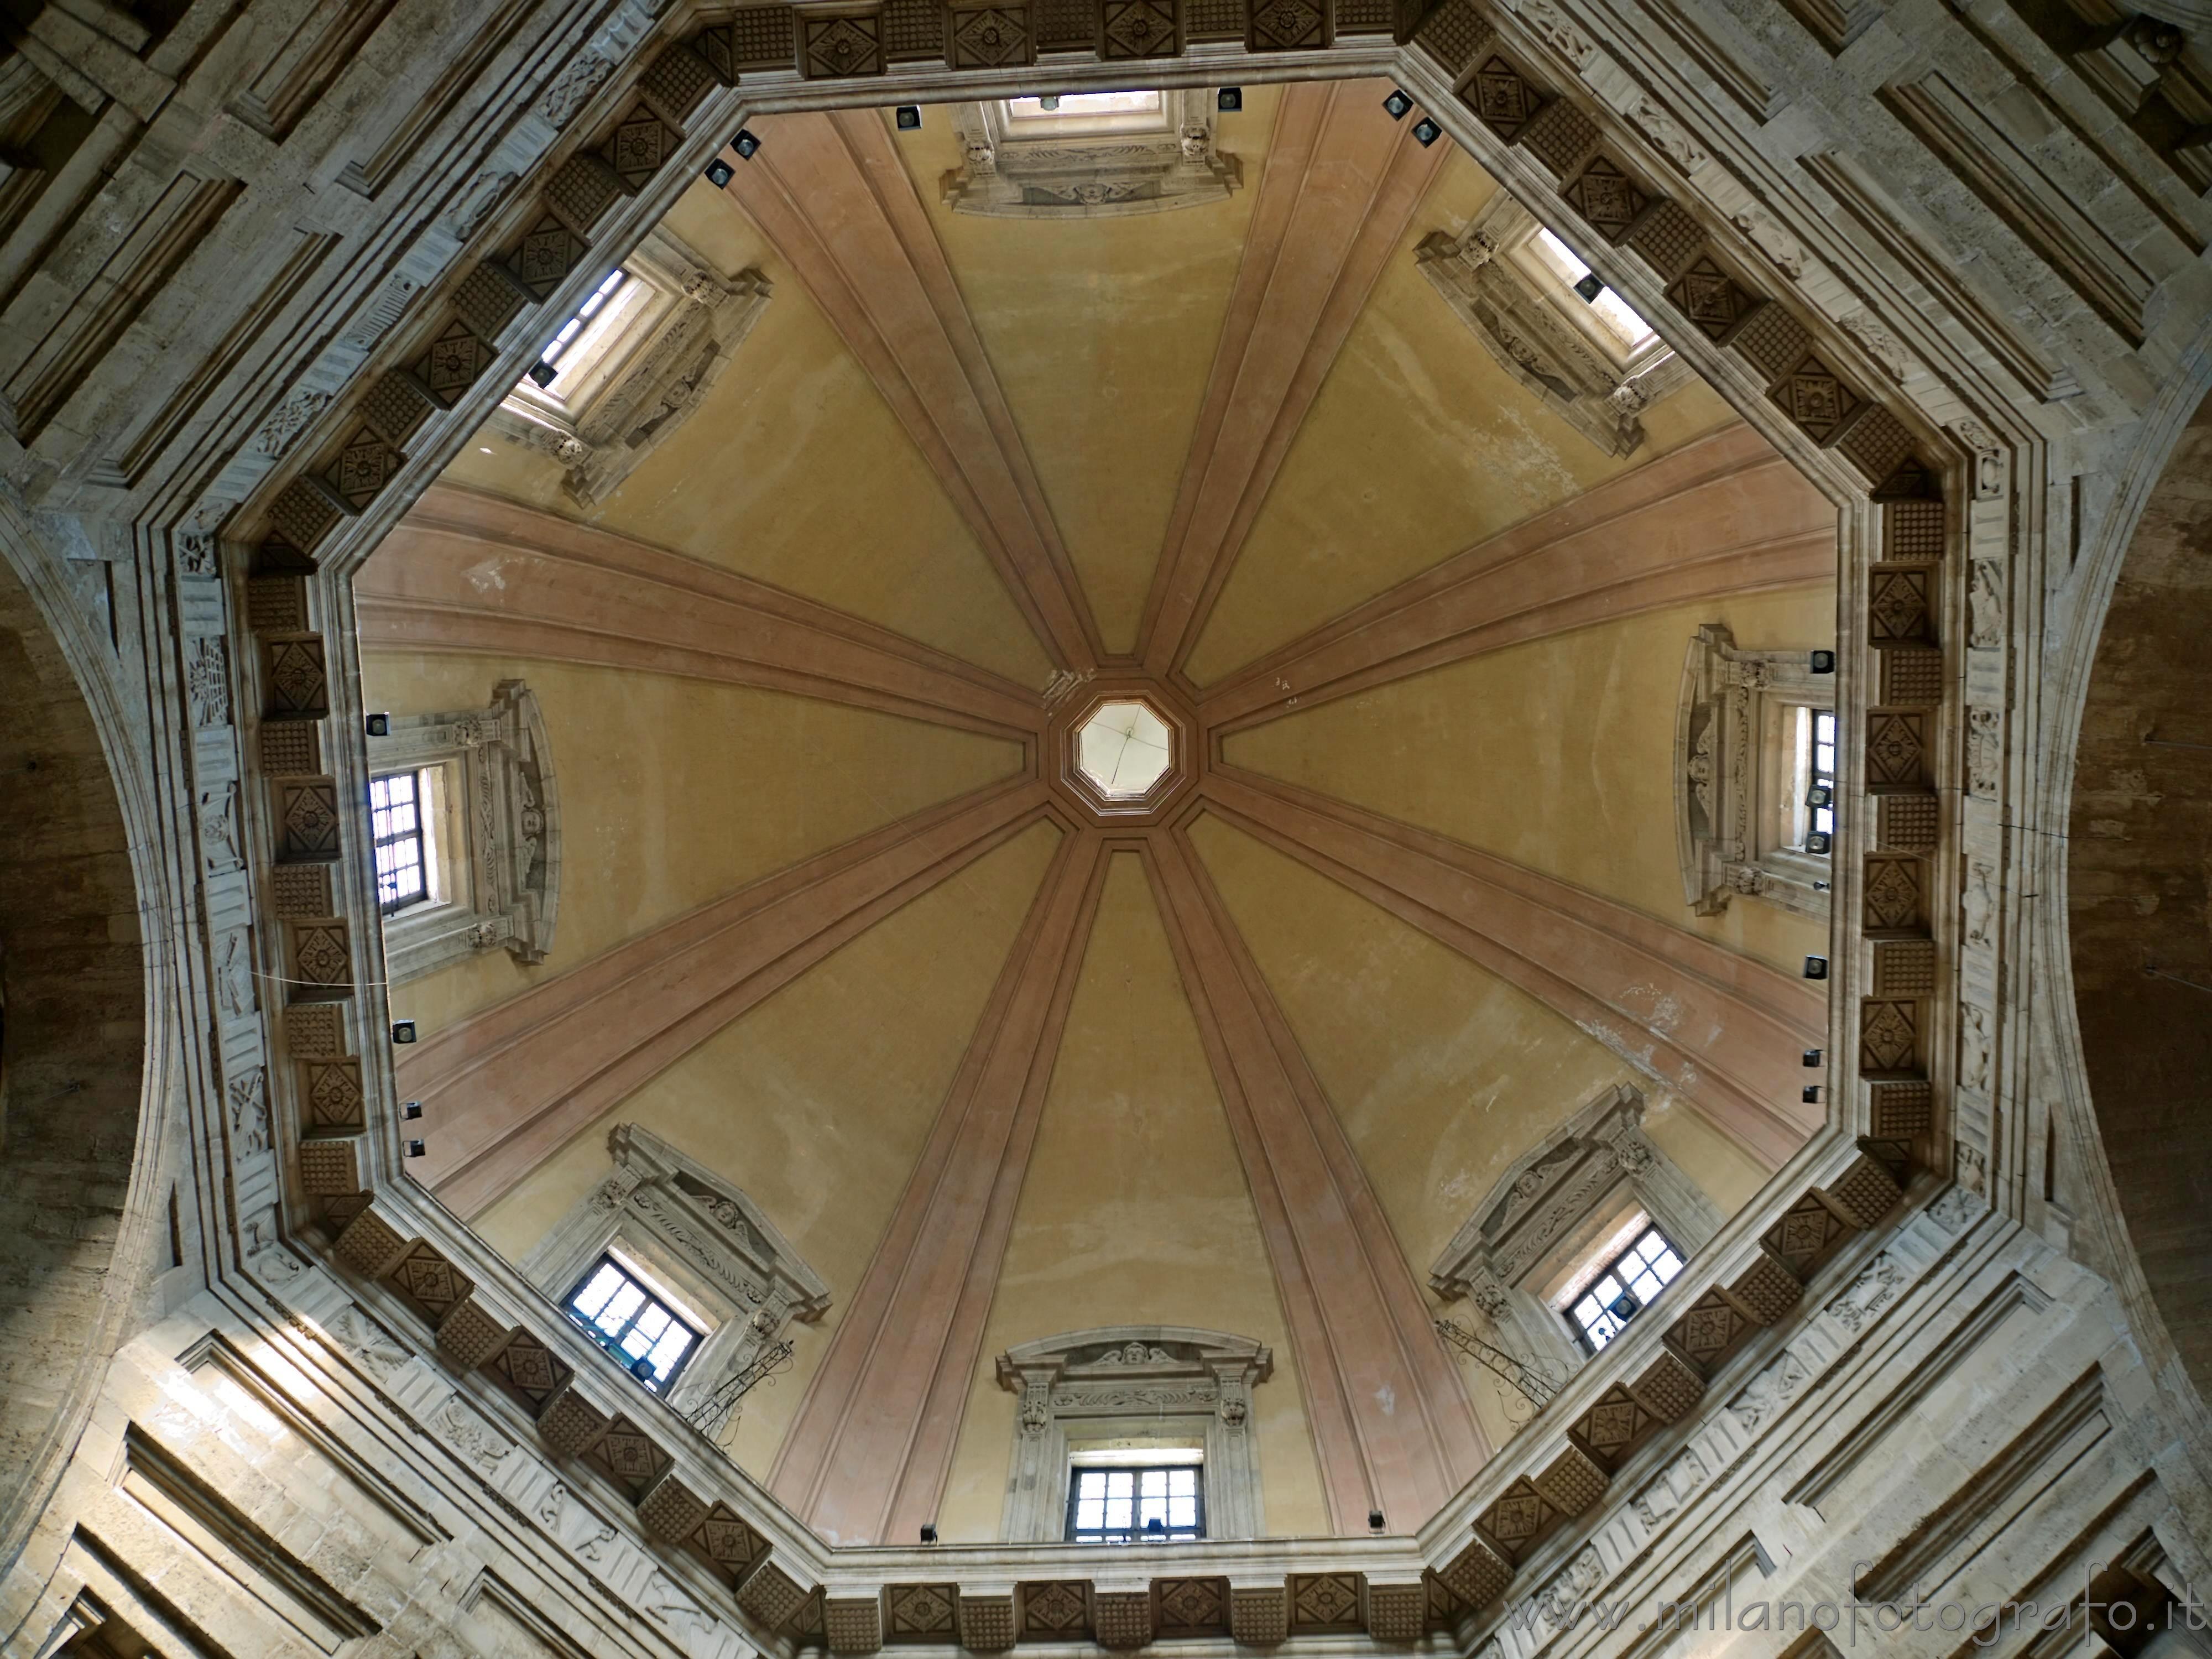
xmin=0 ymin=557 xmax=143 ymax=1532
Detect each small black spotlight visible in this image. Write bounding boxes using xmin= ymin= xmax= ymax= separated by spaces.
xmin=392 ymin=1019 xmax=418 ymax=1044
xmin=1803 ymin=956 xmax=1829 ymax=980
xmin=1383 ymin=88 xmax=1413 ymax=119
xmin=1217 ymin=87 xmax=1243 ymax=112
xmin=1802 ymin=1085 xmax=1821 ymax=1104
xmin=1804 ymin=830 xmax=1833 ymax=855
xmin=526 ymin=360 xmax=558 ymax=388
xmin=1368 ymin=1510 xmax=1385 ymax=1532
xmin=402 ymin=1100 xmax=423 ymax=1121
xmin=1810 ymin=649 xmax=1837 ymax=674
xmin=1803 ymin=1048 xmax=1823 ymax=1067
xmin=896 ymin=105 xmax=921 ymax=130
xmin=1573 ymin=272 xmax=1605 ymax=302
xmin=1806 ymin=784 xmax=1833 ymax=809
xmin=1813 ymin=880 xmax=1831 ymax=892
xmin=365 ymin=712 xmax=390 ymax=737
xmin=404 ymin=1139 xmax=427 ymax=1158
xmin=705 ymin=156 xmax=734 ymax=187
xmin=1412 ymin=116 xmax=1442 ymax=146
xmin=733 ymin=128 xmax=761 ymax=159
xmin=920 ymin=1524 xmax=938 ymax=1543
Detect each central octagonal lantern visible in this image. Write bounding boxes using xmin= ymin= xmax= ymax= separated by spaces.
xmin=1050 ymin=682 xmax=1197 ymax=824
xmin=1077 ymin=700 xmax=1172 ymax=798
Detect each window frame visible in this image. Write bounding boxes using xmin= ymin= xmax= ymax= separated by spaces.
xmin=369 ymin=768 xmax=434 ymax=916
xmin=1063 ymin=1459 xmax=1206 ymax=1545
xmin=562 ymin=1250 xmax=707 ymax=1395
xmin=1558 ymin=1222 xmax=1686 ymax=1354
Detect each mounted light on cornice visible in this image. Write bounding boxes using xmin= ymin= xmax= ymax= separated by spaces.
xmin=525 ymin=361 xmax=557 ymax=388
xmin=1217 ymin=87 xmax=1241 ymax=111
xmin=365 ymin=712 xmax=389 ymax=736
xmin=404 ymin=1139 xmax=426 ymax=1158
xmin=896 ymin=105 xmax=921 ymax=129
xmin=920 ymin=1524 xmax=938 ymax=1543
xmin=733 ymin=129 xmax=760 ymax=159
xmin=1804 ymin=1048 xmax=1824 ymax=1067
xmin=704 ymin=158 xmax=734 ymax=187
xmin=401 ymin=1101 xmax=422 ymax=1120
xmin=392 ymin=1020 xmax=418 ymax=1044
xmin=1804 ymin=956 xmax=1829 ymax=980
xmin=1412 ymin=117 xmax=1442 ymax=147
xmin=1383 ymin=88 xmax=1413 ymax=119
xmin=1811 ymin=650 xmax=1837 ymax=673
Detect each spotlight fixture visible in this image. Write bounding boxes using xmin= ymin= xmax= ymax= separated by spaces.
xmin=1803 ymin=956 xmax=1829 ymax=980
xmin=705 ymin=157 xmax=734 ymax=187
xmin=920 ymin=1524 xmax=938 ymax=1543
xmin=402 ymin=1100 xmax=422 ymax=1120
xmin=1412 ymin=116 xmax=1442 ymax=146
xmin=1573 ymin=272 xmax=1605 ymax=302
xmin=1368 ymin=1510 xmax=1385 ymax=1532
xmin=1382 ymin=88 xmax=1413 ymax=119
xmin=1217 ymin=87 xmax=1243 ymax=111
xmin=364 ymin=712 xmax=390 ymax=737
xmin=896 ymin=105 xmax=921 ymax=130
xmin=526 ymin=360 xmax=558 ymax=388
xmin=404 ymin=1139 xmax=427 ymax=1158
xmin=1806 ymin=784 xmax=1833 ymax=808
xmin=1802 ymin=1085 xmax=1821 ymax=1104
xmin=392 ymin=1020 xmax=418 ymax=1044
xmin=1804 ymin=830 xmax=1833 ymax=855
xmin=1809 ymin=649 xmax=1837 ymax=673
xmin=1144 ymin=1516 xmax=1166 ymax=1534
xmin=1803 ymin=1048 xmax=1823 ymax=1067
xmin=1813 ymin=880 xmax=1831 ymax=892
xmin=733 ymin=128 xmax=761 ymax=159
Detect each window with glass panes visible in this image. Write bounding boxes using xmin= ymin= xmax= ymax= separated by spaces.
xmin=530 ymin=268 xmax=628 ymax=385
xmin=1564 ymin=1226 xmax=1685 ymax=1353
xmin=370 ymin=771 xmax=428 ymax=914
xmin=1066 ymin=1464 xmax=1204 ymax=1543
xmin=564 ymin=1256 xmax=701 ymax=1392
xmin=1806 ymin=708 xmax=1837 ymax=851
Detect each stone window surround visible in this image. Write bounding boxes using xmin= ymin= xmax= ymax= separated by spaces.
xmin=485 ymin=224 xmax=770 ymax=508
xmin=367 ymin=680 xmax=559 ymax=984
xmin=942 ymin=87 xmax=1239 ymax=217
xmin=519 ymin=1123 xmax=830 ymax=1423
xmin=1413 ymin=192 xmax=1694 ymax=458
xmin=1674 ymin=621 xmax=1835 ymax=922
xmin=1430 ymin=1084 xmax=1724 ymax=1384
xmin=995 ymin=1327 xmax=1272 ymax=1542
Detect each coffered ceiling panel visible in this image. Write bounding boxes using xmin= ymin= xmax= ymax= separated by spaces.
xmin=889 ymin=93 xmax=1281 ymax=656
xmin=1182 ymin=150 xmax=1738 ymax=688
xmin=473 ymin=818 xmax=1066 ymax=1478
xmin=359 ymin=650 xmax=1027 ymax=1034
xmin=435 ymin=181 xmax=1055 ymax=689
xmin=1219 ymin=592 xmax=1835 ymax=974
xmin=935 ymin=851 xmax=1330 ymax=1542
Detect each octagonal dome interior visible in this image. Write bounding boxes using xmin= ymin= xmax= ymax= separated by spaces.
xmin=354 ymin=78 xmax=1839 ymax=1546
xmin=1077 ymin=700 xmax=1173 ymax=798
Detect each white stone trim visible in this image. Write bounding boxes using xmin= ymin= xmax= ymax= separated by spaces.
xmin=1413 ymin=192 xmax=1694 ymax=458
xmin=367 ymin=680 xmax=560 ymax=983
xmin=995 ymin=1327 xmax=1272 ymax=1542
xmin=1430 ymin=1084 xmax=1725 ymax=1379
xmin=484 ymin=226 xmax=770 ymax=509
xmin=518 ymin=1123 xmax=830 ymax=1420
xmin=1673 ymin=622 xmax=1835 ymax=922
xmin=942 ymin=88 xmax=1239 ymax=217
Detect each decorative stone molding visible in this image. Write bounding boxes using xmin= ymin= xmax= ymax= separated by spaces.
xmin=1431 ymin=1085 xmax=1724 ymax=1379
xmin=519 ymin=1124 xmax=830 ymax=1421
xmin=486 ymin=226 xmax=770 ymax=508
xmin=995 ymin=1328 xmax=1272 ymax=1541
xmin=367 ymin=680 xmax=560 ymax=982
xmin=1673 ymin=622 xmax=1834 ymax=921
xmin=941 ymin=90 xmax=1239 ymax=216
xmin=1413 ymin=194 xmax=1694 ymax=457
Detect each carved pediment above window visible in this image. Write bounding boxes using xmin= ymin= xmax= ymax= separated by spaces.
xmin=487 ymin=226 xmax=770 ymax=508
xmin=1413 ymin=195 xmax=1692 ymax=457
xmin=1676 ymin=622 xmax=1834 ymax=920
xmin=941 ymin=91 xmax=1239 ymax=217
